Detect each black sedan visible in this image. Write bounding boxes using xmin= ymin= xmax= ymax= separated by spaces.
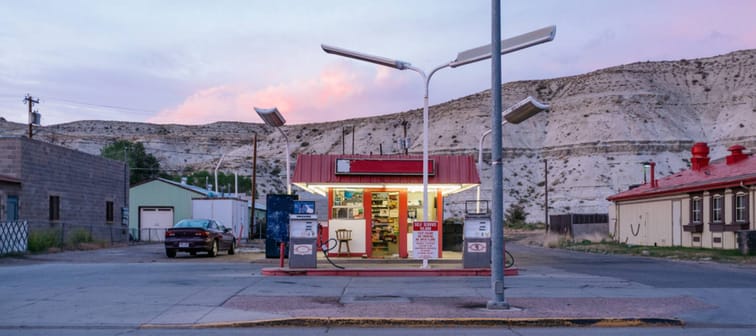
xmin=164 ymin=219 xmax=236 ymax=258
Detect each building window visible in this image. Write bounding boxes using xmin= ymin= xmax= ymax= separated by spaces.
xmin=332 ymin=189 xmax=364 ymax=219
xmin=49 ymin=195 xmax=60 ymax=221
xmin=735 ymin=193 xmax=748 ymax=223
xmin=711 ymin=195 xmax=723 ymax=223
xmin=691 ymin=197 xmax=702 ymax=224
xmin=106 ymin=201 xmax=114 ymax=223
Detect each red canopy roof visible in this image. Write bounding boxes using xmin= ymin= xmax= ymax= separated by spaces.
xmin=608 ymin=153 xmax=756 ymax=202
xmin=292 ymin=154 xmax=480 ymax=185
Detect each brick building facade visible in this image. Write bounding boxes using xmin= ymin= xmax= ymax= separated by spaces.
xmin=0 ymin=136 xmax=129 ymax=243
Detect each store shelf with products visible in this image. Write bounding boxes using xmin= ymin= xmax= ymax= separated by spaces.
xmin=370 ymin=192 xmax=399 ymax=249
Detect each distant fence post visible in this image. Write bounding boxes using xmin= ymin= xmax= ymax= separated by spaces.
xmin=60 ymin=223 xmax=65 ymax=247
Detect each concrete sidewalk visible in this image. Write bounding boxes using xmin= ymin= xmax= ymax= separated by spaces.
xmin=142 ymin=259 xmax=694 ymax=329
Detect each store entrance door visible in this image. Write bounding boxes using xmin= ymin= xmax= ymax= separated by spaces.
xmin=370 ymin=191 xmax=399 ymax=257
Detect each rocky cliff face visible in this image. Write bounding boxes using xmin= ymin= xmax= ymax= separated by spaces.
xmin=2 ymin=49 xmax=755 ymax=222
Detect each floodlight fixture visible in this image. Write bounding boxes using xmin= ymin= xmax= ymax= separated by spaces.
xmin=254 ymin=106 xmax=291 ymax=194
xmin=321 ymin=44 xmax=410 ymax=70
xmin=503 ymin=96 xmax=549 ymax=124
xmin=450 ymin=25 xmax=556 ymax=68
xmin=254 ymin=107 xmax=286 ymax=127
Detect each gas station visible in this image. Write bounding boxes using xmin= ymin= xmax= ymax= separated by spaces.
xmin=258 ymin=152 xmax=517 ymax=276
xmin=291 ymin=154 xmax=479 ymax=260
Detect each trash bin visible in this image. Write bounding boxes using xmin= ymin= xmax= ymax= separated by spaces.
xmin=736 ymin=230 xmax=756 ymax=256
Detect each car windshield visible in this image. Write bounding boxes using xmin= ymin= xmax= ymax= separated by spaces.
xmin=174 ymin=219 xmax=210 ymax=229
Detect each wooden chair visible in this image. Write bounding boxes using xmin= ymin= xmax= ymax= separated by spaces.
xmin=335 ymin=229 xmax=352 ymax=256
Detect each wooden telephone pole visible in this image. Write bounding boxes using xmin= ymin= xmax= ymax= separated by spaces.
xmin=23 ymin=94 xmax=40 ymax=139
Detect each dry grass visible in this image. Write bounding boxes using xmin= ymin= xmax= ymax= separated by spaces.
xmin=508 ymin=228 xmax=755 ymax=264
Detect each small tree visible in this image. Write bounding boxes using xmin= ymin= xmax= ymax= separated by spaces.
xmin=101 ymin=140 xmax=160 ymax=186
xmin=163 ymin=170 xmax=253 ymax=195
xmin=504 ymin=203 xmax=529 ymax=228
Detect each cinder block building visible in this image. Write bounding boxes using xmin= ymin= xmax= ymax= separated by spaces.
xmin=608 ymin=143 xmax=754 ymax=249
xmin=0 ymin=136 xmax=129 ymax=243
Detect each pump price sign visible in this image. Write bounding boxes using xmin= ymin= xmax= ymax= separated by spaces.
xmin=412 ymin=221 xmax=439 ymax=260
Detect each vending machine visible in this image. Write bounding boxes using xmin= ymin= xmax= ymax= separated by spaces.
xmin=288 ymin=200 xmax=318 ymax=268
xmin=463 ymin=200 xmax=491 ymax=268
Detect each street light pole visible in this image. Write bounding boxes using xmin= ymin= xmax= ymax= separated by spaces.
xmin=489 ymin=0 xmax=505 ymax=304
xmin=477 ymin=97 xmax=550 ymax=213
xmin=476 ymin=127 xmax=497 ymax=213
xmin=322 ymin=25 xmax=555 ymax=223
xmin=405 ymin=63 xmax=451 ymax=223
xmin=254 ymin=107 xmax=291 ymax=195
xmin=488 ymin=95 xmax=550 ymax=309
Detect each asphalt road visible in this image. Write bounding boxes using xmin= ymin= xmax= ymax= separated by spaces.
xmin=1 ymin=241 xmax=755 ymax=335
xmin=509 ymin=242 xmax=756 ymax=288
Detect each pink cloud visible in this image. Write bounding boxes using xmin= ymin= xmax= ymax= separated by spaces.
xmin=149 ymin=60 xmax=426 ymax=125
xmin=149 ymin=64 xmax=401 ymax=125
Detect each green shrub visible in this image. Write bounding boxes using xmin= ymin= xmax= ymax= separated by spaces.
xmin=504 ymin=203 xmax=529 ymax=228
xmin=68 ymin=229 xmax=93 ymax=247
xmin=27 ymin=229 xmax=60 ymax=253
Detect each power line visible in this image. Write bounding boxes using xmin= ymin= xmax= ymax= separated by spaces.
xmin=44 ymin=96 xmax=157 ymax=114
xmin=2 ymin=94 xmax=158 ymax=115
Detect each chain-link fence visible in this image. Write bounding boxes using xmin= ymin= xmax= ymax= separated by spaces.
xmin=52 ymin=223 xmax=130 ymax=245
xmin=23 ymin=221 xmax=129 ymax=250
xmin=0 ymin=221 xmax=28 ymax=255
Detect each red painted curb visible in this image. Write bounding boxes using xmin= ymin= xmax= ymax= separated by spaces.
xmin=261 ymin=267 xmax=518 ymax=277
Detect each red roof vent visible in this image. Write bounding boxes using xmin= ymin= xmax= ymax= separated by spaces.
xmin=691 ymin=142 xmax=710 ymax=171
xmin=726 ymin=145 xmax=747 ymax=165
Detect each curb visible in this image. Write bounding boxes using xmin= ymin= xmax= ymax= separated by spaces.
xmin=141 ymin=317 xmax=684 ymax=329
xmin=261 ymin=267 xmax=518 ymax=277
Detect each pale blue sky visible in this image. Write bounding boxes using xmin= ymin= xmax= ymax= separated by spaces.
xmin=1 ymin=0 xmax=754 ymax=125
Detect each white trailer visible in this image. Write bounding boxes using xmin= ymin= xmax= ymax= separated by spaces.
xmin=192 ymin=198 xmax=249 ymax=242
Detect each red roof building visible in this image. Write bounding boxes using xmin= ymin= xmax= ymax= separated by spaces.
xmin=292 ymin=154 xmax=480 ymax=259
xmin=607 ymin=143 xmax=754 ymax=249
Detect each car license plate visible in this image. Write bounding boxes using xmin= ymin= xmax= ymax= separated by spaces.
xmin=179 ymin=242 xmax=189 ymax=248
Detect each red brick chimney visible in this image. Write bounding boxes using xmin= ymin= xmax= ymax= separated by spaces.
xmin=691 ymin=142 xmax=710 ymax=171
xmin=726 ymin=145 xmax=747 ymax=165
xmin=648 ymin=161 xmax=657 ymax=188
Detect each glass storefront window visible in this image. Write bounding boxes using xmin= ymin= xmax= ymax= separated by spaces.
xmin=332 ymin=189 xmax=364 ymax=219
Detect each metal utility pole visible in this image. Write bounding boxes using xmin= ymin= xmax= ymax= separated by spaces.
xmin=544 ymin=159 xmax=549 ymax=235
xmin=402 ymin=120 xmax=409 ymax=155
xmin=24 ymin=94 xmax=40 ymax=139
xmin=487 ymin=0 xmax=508 ymax=310
xmin=252 ymin=133 xmax=259 ymax=239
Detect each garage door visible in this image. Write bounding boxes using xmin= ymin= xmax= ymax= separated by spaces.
xmin=140 ymin=207 xmax=174 ymax=242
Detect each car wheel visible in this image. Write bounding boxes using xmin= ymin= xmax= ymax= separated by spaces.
xmin=228 ymin=240 xmax=236 ymax=255
xmin=166 ymin=248 xmax=176 ymax=258
xmin=208 ymin=240 xmax=218 ymax=257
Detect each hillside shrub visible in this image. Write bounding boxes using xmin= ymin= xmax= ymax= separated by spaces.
xmin=504 ymin=203 xmax=528 ymax=228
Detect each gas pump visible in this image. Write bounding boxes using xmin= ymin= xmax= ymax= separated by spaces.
xmin=463 ymin=200 xmax=491 ymax=268
xmin=288 ymin=201 xmax=318 ymax=268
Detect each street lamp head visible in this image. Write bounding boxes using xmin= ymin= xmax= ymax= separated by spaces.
xmin=254 ymin=107 xmax=286 ymax=127
xmin=503 ymin=96 xmax=549 ymax=124
xmin=321 ymin=44 xmax=410 ymax=70
xmin=450 ymin=25 xmax=556 ymax=68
